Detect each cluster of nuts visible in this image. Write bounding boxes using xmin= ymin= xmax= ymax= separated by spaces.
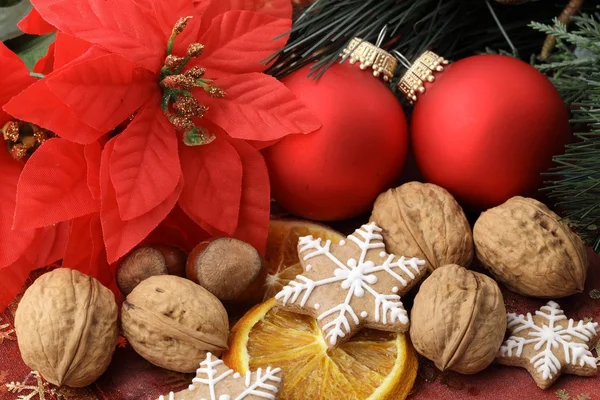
xmin=371 ymin=182 xmax=590 ymax=374
xmin=14 ymin=236 xmax=268 ymax=385
xmin=14 ymin=179 xmax=590 ymax=387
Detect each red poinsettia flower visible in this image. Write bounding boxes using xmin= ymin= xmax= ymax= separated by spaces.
xmin=17 ymin=6 xmax=55 ymax=35
xmin=0 ymin=44 xmax=70 ymax=310
xmin=4 ymin=0 xmax=319 ymax=265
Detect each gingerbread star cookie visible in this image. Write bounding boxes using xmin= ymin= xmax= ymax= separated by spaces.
xmin=275 ymin=222 xmax=427 ymax=348
xmin=497 ymin=301 xmax=599 ymax=389
xmin=158 ymin=353 xmax=283 ymax=400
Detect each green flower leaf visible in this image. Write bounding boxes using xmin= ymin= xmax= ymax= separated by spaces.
xmin=11 ymin=33 xmax=55 ymax=71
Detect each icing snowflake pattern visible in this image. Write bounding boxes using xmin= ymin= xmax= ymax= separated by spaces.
xmin=5 ymin=371 xmax=60 ymax=400
xmin=158 ymin=353 xmax=282 ymax=400
xmin=276 ymin=222 xmax=427 ymax=347
xmin=498 ymin=301 xmax=599 ymax=384
xmin=0 ymin=319 xmax=15 ymax=344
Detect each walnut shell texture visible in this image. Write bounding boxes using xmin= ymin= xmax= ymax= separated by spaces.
xmin=14 ymin=268 xmax=118 ymax=387
xmin=410 ymin=264 xmax=506 ymax=374
xmin=474 ymin=196 xmax=588 ymax=298
xmin=370 ymin=182 xmax=474 ymax=272
xmin=121 ymin=275 xmax=229 ymax=373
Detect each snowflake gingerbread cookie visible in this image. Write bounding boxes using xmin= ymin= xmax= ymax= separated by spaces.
xmin=158 ymin=353 xmax=283 ymax=400
xmin=497 ymin=301 xmax=599 ymax=389
xmin=275 ymin=222 xmax=427 ymax=348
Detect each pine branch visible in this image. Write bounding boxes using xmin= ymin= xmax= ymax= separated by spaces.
xmin=530 ymin=19 xmax=600 ymax=52
xmin=534 ymin=11 xmax=600 ymax=253
xmin=270 ymin=0 xmax=565 ymax=80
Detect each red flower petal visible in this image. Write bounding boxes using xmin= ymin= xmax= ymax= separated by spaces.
xmin=63 ymin=214 xmax=120 ymax=297
xmin=31 ymin=0 xmax=165 ymax=71
xmin=198 ymin=0 xmax=292 ymax=36
xmin=198 ymin=10 xmax=290 ymax=79
xmin=248 ymin=139 xmax=279 ymax=150
xmin=0 ymin=43 xmax=36 ymax=126
xmin=101 ymin=139 xmax=183 ymax=263
xmin=144 ymin=206 xmax=210 ymax=252
xmin=0 ymin=150 xmax=36 ymax=269
xmin=0 ymin=256 xmax=35 ymax=312
xmin=84 ymin=142 xmax=102 ymax=200
xmin=179 ymin=131 xmax=243 ymax=235
xmin=0 ymin=220 xmax=70 ymax=312
xmin=33 ymin=222 xmax=71 ymax=267
xmin=202 ymin=72 xmax=321 ymax=141
xmin=3 ymin=76 xmax=104 ymax=145
xmin=228 ymin=138 xmax=271 ymax=254
xmin=45 ymin=53 xmax=155 ymax=133
xmin=13 ymin=138 xmax=100 ymax=230
xmin=33 ymin=42 xmax=55 ymax=75
xmin=53 ymin=32 xmax=92 ymax=70
xmin=17 ymin=7 xmax=55 ymax=35
xmin=144 ymin=0 xmax=200 ymax=55
xmin=63 ymin=214 xmax=107 ymax=278
xmin=110 ymin=101 xmax=181 ymax=220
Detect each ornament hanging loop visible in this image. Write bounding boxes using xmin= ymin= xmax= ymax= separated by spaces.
xmin=392 ymin=50 xmax=412 ymax=70
xmin=340 ymin=25 xmax=398 ymax=82
xmin=375 ymin=25 xmax=388 ymax=48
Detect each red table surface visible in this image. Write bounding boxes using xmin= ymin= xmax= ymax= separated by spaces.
xmin=0 ymin=251 xmax=599 ymax=400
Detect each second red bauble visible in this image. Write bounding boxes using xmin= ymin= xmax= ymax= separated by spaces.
xmin=263 ymin=62 xmax=408 ymax=221
xmin=411 ymin=54 xmax=571 ymax=209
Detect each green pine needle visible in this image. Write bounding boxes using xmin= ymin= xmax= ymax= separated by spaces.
xmin=533 ymin=12 xmax=600 ymax=253
xmin=269 ymin=0 xmax=562 ymax=80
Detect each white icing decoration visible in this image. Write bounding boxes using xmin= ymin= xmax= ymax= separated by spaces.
xmin=276 ymin=222 xmax=426 ymax=346
xmin=379 ymin=251 xmax=386 ymax=258
xmin=499 ymin=301 xmax=599 ymax=382
xmin=159 ymin=353 xmax=282 ymax=400
xmin=306 ymin=264 xmax=312 ymax=271
xmin=361 ymin=311 xmax=368 ymax=318
xmin=314 ymin=303 xmax=320 ymax=310
xmin=339 ymin=240 xmax=346 ymax=246
xmin=392 ymin=286 xmax=399 ymax=293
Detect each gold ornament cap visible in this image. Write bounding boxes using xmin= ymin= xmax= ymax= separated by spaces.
xmin=340 ymin=37 xmax=398 ymax=82
xmin=398 ymin=51 xmax=449 ymax=104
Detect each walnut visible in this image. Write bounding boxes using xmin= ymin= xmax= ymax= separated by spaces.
xmin=121 ymin=275 xmax=229 ymax=373
xmin=474 ymin=196 xmax=588 ymax=298
xmin=410 ymin=264 xmax=506 ymax=374
xmin=370 ymin=182 xmax=473 ymax=272
xmin=14 ymin=268 xmax=118 ymax=387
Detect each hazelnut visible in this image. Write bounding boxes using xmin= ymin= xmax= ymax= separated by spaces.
xmin=187 ymin=238 xmax=265 ymax=302
xmin=474 ymin=196 xmax=588 ymax=298
xmin=117 ymin=245 xmax=187 ymax=296
xmin=410 ymin=264 xmax=506 ymax=374
xmin=15 ymin=268 xmax=118 ymax=387
xmin=121 ymin=275 xmax=229 ymax=373
xmin=371 ymin=182 xmax=473 ymax=272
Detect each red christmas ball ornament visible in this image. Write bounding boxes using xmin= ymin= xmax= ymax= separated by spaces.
xmin=264 ymin=41 xmax=408 ymax=221
xmin=399 ymin=53 xmax=571 ymax=209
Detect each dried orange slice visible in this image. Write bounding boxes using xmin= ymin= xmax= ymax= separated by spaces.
xmin=263 ymin=220 xmax=345 ymax=299
xmin=224 ymin=299 xmax=418 ymax=400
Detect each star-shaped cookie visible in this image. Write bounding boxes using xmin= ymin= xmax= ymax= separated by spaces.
xmin=497 ymin=301 xmax=599 ymax=389
xmin=275 ymin=222 xmax=427 ymax=348
xmin=158 ymin=353 xmax=283 ymax=400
